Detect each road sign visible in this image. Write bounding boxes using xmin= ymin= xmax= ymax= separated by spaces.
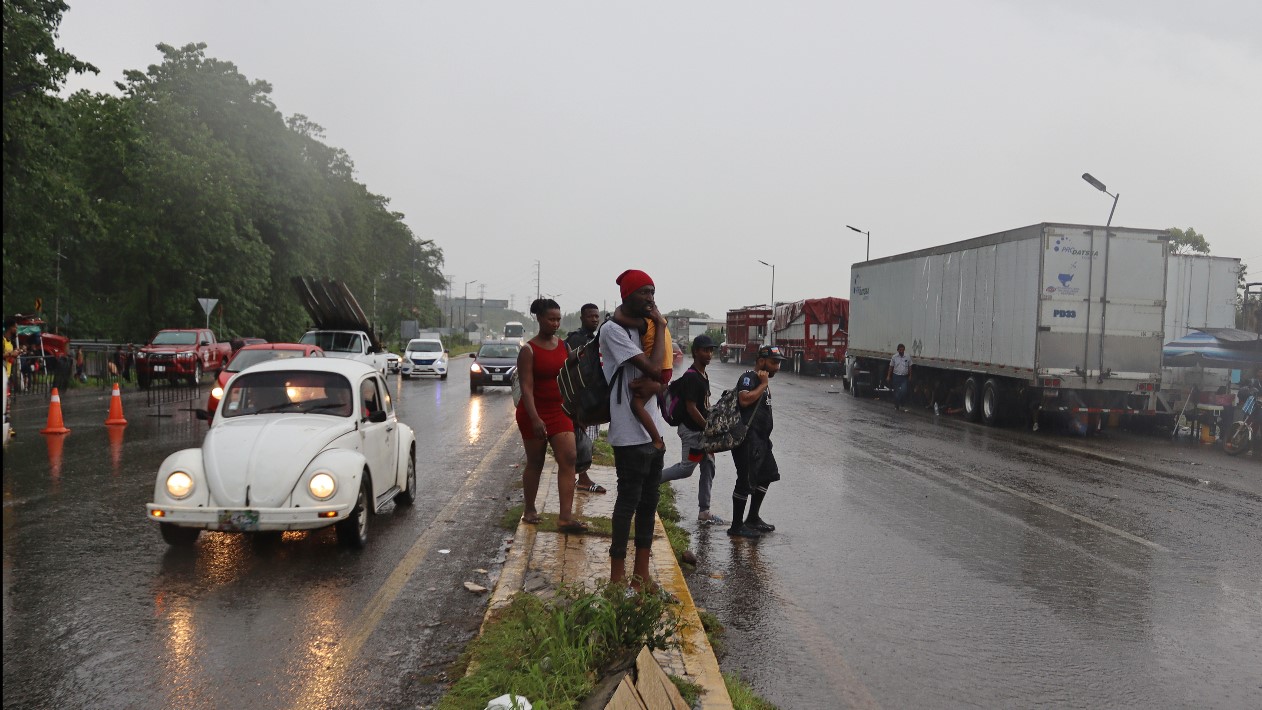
xmin=197 ymin=298 xmax=219 ymax=329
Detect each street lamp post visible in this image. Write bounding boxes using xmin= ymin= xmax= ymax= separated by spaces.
xmin=1080 ymin=172 xmax=1120 ymax=383
xmin=462 ymin=279 xmax=477 ymax=336
xmin=846 ymin=225 xmax=870 ymax=261
xmin=758 ymin=260 xmax=775 ymax=345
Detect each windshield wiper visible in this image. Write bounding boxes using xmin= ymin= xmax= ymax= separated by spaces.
xmin=301 ymin=403 xmax=348 ymax=414
xmin=252 ymin=403 xmax=295 ymax=415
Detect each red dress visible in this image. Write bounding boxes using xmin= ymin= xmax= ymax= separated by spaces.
xmin=515 ymin=339 xmax=574 ymax=440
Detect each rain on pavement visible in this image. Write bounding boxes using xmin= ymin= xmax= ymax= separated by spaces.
xmin=4 ymin=359 xmax=1261 ymax=709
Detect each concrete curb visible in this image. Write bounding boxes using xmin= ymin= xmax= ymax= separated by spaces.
xmin=484 ymin=462 xmax=733 ymax=709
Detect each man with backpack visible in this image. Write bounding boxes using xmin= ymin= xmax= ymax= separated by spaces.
xmin=660 ymin=335 xmax=724 ymax=524
xmin=565 ymin=303 xmax=606 ymax=494
xmin=728 ymin=344 xmax=786 ymax=539
xmin=599 ymin=269 xmax=669 ymax=592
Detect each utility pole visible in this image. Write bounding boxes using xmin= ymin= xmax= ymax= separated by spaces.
xmin=534 ymin=260 xmax=541 ymax=301
xmin=478 ymin=283 xmax=486 ymax=325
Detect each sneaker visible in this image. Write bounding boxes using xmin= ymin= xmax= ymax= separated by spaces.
xmin=698 ymin=510 xmax=727 ymax=525
xmin=747 ymin=518 xmax=776 ymax=532
xmin=727 ymin=525 xmax=762 ymax=538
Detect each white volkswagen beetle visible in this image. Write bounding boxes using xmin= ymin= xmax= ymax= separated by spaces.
xmin=147 ymin=358 xmax=416 ymax=548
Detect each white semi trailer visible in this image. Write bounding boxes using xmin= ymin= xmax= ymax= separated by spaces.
xmin=1155 ymin=254 xmax=1242 ymax=413
xmin=846 ymin=223 xmax=1169 ymax=426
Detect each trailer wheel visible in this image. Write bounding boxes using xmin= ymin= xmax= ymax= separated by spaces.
xmin=963 ymin=377 xmax=983 ymax=422
xmin=982 ymin=379 xmax=1002 ymax=426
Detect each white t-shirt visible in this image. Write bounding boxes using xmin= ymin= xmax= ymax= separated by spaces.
xmin=599 ymin=323 xmax=665 ymax=447
xmin=890 ymin=352 xmax=912 ymax=376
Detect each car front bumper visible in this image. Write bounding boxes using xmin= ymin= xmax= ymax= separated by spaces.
xmin=146 ymin=503 xmax=350 ymax=531
xmin=404 ymin=360 xmax=447 ymax=376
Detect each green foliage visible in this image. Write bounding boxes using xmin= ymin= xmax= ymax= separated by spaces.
xmin=724 ymin=673 xmax=781 ymax=710
xmin=440 ymin=585 xmax=682 ymax=710
xmin=3 ymin=32 xmax=444 ymax=342
xmin=1167 ymin=227 xmax=1210 ymax=255
xmin=666 ymin=308 xmax=712 ymax=319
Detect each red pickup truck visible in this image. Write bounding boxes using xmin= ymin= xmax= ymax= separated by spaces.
xmin=135 ymin=329 xmax=232 ymax=388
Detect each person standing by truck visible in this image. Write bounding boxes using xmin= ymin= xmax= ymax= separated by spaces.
xmin=886 ymin=343 xmax=912 ymax=412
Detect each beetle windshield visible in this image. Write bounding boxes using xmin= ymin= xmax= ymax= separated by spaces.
xmin=221 ymin=371 xmax=353 ymax=417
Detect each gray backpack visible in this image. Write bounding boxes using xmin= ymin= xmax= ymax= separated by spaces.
xmin=699 ymin=381 xmax=763 ymax=453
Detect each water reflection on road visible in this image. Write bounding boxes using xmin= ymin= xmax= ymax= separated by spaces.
xmin=682 ymin=361 xmax=1261 ymax=709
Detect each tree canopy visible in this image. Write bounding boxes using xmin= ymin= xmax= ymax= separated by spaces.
xmin=1167 ymin=227 xmax=1210 ymax=255
xmin=3 ymin=5 xmax=444 ymax=342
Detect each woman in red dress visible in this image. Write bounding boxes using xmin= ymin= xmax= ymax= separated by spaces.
xmin=516 ymin=298 xmax=585 ymax=532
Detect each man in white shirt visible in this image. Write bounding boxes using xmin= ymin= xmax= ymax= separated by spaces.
xmin=886 ymin=343 xmax=912 ymax=411
xmin=599 ymin=269 xmax=669 ymax=592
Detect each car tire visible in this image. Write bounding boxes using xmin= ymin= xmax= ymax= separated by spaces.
xmin=336 ymin=477 xmax=371 ymax=548
xmin=402 ymin=373 xmax=410 ymax=380
xmin=440 ymin=373 xmax=448 ymax=380
xmin=160 ymin=523 xmax=199 ymax=546
xmin=982 ymin=379 xmax=1003 ymax=426
xmin=188 ymin=362 xmax=202 ymax=386
xmin=396 ymin=449 xmax=416 ymax=506
xmin=963 ymin=377 xmax=982 ymax=422
xmin=470 ymin=384 xmax=480 ymax=394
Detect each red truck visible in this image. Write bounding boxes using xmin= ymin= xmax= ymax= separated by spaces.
xmin=135 ymin=329 xmax=231 ymax=388
xmin=771 ymin=297 xmax=849 ymax=377
xmin=720 ymin=306 xmax=773 ymax=365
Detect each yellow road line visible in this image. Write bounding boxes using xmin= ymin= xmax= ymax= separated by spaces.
xmin=288 ymin=424 xmax=518 ymax=710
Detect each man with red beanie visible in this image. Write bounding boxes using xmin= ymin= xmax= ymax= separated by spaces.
xmin=599 ymin=269 xmax=670 ymax=592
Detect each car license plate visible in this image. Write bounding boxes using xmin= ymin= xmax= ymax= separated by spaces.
xmin=217 ymin=510 xmax=260 ymax=531
xmin=153 ymin=366 xmax=166 ymax=372
xmin=492 ymin=374 xmax=504 ymax=382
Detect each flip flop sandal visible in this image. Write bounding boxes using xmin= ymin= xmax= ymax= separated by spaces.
xmin=557 ymin=521 xmax=589 ymax=534
xmin=578 ymin=483 xmax=607 ymax=494
xmin=521 ymin=514 xmax=541 ymax=525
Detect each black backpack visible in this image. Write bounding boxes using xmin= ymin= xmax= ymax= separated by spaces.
xmin=559 ymin=321 xmax=623 ymax=427
xmin=659 ymin=367 xmax=694 ymax=427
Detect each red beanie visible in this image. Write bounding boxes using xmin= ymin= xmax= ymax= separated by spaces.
xmin=616 ymin=269 xmax=654 ymax=299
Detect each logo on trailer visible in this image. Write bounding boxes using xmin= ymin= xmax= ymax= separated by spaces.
xmin=1053 ymin=309 xmax=1077 ymax=318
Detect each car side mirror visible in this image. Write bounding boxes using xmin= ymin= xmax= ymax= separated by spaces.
xmin=367 ymin=410 xmax=388 ymax=424
xmin=194 ymin=409 xmax=210 ymax=421
xmin=469 ymin=353 xmax=476 ymax=360
xmin=200 ymin=340 xmax=211 ymax=346
xmin=444 ymin=349 xmax=450 ymax=354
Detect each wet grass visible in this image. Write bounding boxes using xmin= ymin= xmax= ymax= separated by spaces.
xmin=440 ymin=584 xmax=682 ymax=710
xmin=724 ymin=673 xmax=781 ymax=710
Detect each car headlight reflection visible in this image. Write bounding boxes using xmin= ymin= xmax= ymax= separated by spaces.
xmin=166 ymin=471 xmax=194 ymax=499
xmin=309 ymin=472 xmax=337 ymax=500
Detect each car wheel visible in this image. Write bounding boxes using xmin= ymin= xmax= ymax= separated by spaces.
xmin=160 ymin=523 xmax=199 ymax=546
xmin=188 ymin=362 xmax=202 ymax=386
xmin=470 ymin=384 xmax=480 ymax=394
xmin=440 ymin=373 xmax=448 ymax=380
xmin=336 ymin=477 xmax=371 ymax=548
xmin=396 ymin=449 xmax=417 ymax=506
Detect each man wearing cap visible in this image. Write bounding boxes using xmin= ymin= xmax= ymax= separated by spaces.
xmin=886 ymin=343 xmax=912 ymax=412
xmin=660 ymin=334 xmax=724 ymax=525
xmin=727 ymin=344 xmax=786 ymax=538
xmin=600 ymin=269 xmax=670 ymax=591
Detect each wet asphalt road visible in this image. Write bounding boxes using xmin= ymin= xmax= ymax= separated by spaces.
xmin=680 ymin=360 xmax=1262 ymax=709
xmin=2 ymin=364 xmax=525 ymax=709
xmin=5 ymin=360 xmax=1261 ymax=709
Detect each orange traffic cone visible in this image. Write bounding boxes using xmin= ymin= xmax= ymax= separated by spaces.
xmin=108 ymin=423 xmax=125 ymax=473
xmin=45 ymin=430 xmax=65 ymax=483
xmin=105 ymin=382 xmax=128 ymax=426
xmin=40 ymin=388 xmax=71 ymax=435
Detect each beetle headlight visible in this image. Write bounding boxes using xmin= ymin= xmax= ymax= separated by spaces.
xmin=166 ymin=471 xmax=194 ymax=499
xmin=309 ymin=472 xmax=337 ymax=500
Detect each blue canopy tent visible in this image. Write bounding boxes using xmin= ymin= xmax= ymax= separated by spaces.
xmin=1162 ymin=328 xmax=1262 ymax=369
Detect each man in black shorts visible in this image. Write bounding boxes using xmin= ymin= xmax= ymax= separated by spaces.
xmin=728 ymin=345 xmax=785 ymax=539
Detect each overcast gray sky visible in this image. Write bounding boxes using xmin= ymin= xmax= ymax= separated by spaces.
xmin=58 ymin=0 xmax=1261 ymax=319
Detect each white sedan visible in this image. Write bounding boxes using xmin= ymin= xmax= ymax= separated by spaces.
xmin=147 ymin=359 xmax=416 ymax=548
